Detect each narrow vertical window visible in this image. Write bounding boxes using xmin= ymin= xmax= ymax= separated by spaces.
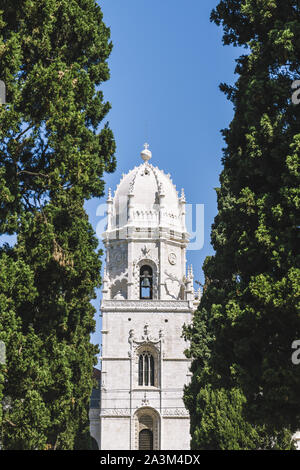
xmin=150 ymin=355 xmax=154 ymax=386
xmin=144 ymin=354 xmax=149 ymax=386
xmin=138 ymin=353 xmax=155 ymax=387
xmin=138 ymin=355 xmax=143 ymax=386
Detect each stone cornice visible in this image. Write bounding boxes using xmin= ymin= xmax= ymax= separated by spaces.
xmin=100 ymin=407 xmax=190 ymax=418
xmin=101 ymin=299 xmax=193 ymax=312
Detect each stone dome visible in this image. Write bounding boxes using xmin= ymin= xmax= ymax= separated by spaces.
xmin=109 ymin=145 xmax=185 ymax=232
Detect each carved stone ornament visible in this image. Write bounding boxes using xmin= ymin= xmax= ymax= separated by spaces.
xmin=141 ymin=392 xmax=150 ymax=406
xmin=162 ymin=408 xmax=189 ymax=417
xmin=141 ymin=245 xmax=151 ymax=257
xmin=128 ymin=329 xmax=135 ymax=344
xmin=128 ymin=324 xmax=162 ymax=349
xmin=101 ymin=408 xmax=131 ymax=417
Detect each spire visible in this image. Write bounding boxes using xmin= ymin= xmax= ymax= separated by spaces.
xmin=106 ymin=188 xmax=113 ymax=231
xmin=180 ymin=188 xmax=186 ymax=203
xmin=141 ymin=142 xmax=152 ymax=162
xmin=107 ymin=187 xmax=112 ymax=202
xmin=190 ymin=264 xmax=194 ymax=278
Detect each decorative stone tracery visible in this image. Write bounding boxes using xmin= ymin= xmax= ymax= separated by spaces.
xmin=128 ymin=324 xmax=163 ymax=389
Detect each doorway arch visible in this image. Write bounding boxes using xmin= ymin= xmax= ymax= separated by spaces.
xmin=133 ymin=407 xmax=160 ymax=450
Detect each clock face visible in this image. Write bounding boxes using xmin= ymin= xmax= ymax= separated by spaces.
xmin=168 ymin=252 xmax=177 ymax=265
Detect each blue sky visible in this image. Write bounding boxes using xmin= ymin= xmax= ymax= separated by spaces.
xmin=88 ymin=0 xmax=240 ymax=273
xmin=86 ymin=0 xmax=241 ymax=355
xmin=0 ymin=1 xmax=241 ymax=361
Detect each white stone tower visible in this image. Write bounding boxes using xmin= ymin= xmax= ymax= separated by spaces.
xmin=96 ymin=144 xmax=199 ymax=450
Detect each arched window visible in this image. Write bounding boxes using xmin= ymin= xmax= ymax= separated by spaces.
xmin=140 ymin=265 xmax=153 ymax=299
xmin=138 ymin=352 xmax=155 ymax=386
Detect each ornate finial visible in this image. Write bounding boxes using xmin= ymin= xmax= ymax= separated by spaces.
xmin=142 ymin=245 xmax=151 ymax=257
xmin=158 ymin=182 xmax=165 ymax=195
xmin=107 ymin=188 xmax=112 ymax=201
xmin=128 ymin=179 xmax=135 ymax=195
xmin=142 ymin=392 xmax=149 ymax=406
xmin=195 ymin=287 xmax=202 ymax=300
xmin=129 ymin=329 xmax=135 ymax=342
xmin=141 ymin=143 xmax=152 ymax=162
xmin=180 ymin=188 xmax=186 ymax=202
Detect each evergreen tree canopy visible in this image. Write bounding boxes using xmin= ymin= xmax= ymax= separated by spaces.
xmin=0 ymin=0 xmax=115 ymax=449
xmin=184 ymin=0 xmax=300 ymax=450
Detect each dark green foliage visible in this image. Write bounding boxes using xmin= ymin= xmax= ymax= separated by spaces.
xmin=184 ymin=0 xmax=300 ymax=449
xmin=0 ymin=0 xmax=115 ymax=449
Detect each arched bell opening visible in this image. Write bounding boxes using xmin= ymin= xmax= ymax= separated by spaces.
xmin=140 ymin=265 xmax=153 ymax=299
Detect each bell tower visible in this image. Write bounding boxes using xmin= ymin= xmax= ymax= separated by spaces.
xmin=97 ymin=144 xmax=200 ymax=450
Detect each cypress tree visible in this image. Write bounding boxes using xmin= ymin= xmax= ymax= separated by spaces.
xmin=0 ymin=0 xmax=115 ymax=449
xmin=184 ymin=0 xmax=300 ymax=449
